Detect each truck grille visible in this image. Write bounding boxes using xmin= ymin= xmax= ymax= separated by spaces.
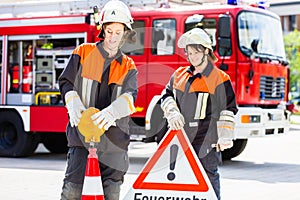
xmin=260 ymin=76 xmax=285 ymax=100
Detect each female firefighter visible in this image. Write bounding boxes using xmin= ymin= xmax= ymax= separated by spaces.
xmin=160 ymin=28 xmax=238 ymax=199
xmin=58 ymin=0 xmax=137 ymax=199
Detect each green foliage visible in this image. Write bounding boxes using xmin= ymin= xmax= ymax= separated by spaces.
xmin=284 ymin=29 xmax=300 ymax=92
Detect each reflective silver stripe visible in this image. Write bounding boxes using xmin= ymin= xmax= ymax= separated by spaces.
xmin=194 ymin=93 xmax=209 ymax=119
xmin=82 ymin=77 xmax=93 ymax=107
xmin=116 ymin=86 xmax=122 ymax=98
xmin=173 ymin=88 xmax=176 ymax=100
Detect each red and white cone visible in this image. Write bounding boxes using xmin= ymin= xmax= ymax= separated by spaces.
xmin=81 ymin=147 xmax=104 ymax=200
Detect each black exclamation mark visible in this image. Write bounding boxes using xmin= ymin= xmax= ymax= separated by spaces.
xmin=167 ymin=144 xmax=178 ymax=181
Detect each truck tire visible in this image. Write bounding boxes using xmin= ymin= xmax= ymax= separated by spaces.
xmin=0 ymin=111 xmax=39 ymax=157
xmin=42 ymin=132 xmax=68 ymax=154
xmin=144 ymin=102 xmax=168 ymax=143
xmin=221 ymin=139 xmax=248 ymax=160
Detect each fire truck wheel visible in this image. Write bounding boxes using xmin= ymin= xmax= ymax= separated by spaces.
xmin=221 ymin=139 xmax=248 ymax=160
xmin=41 ymin=132 xmax=68 ymax=154
xmin=0 ymin=111 xmax=39 ymax=157
xmin=144 ymin=101 xmax=167 ymax=143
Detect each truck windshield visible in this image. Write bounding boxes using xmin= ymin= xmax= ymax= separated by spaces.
xmin=238 ymin=11 xmax=286 ymax=59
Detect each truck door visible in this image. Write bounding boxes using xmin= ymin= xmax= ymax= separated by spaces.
xmin=216 ymin=14 xmax=237 ymax=91
xmin=147 ymin=18 xmax=178 ymax=112
xmin=0 ymin=37 xmax=3 ymax=94
xmin=0 ymin=35 xmax=8 ymax=104
xmin=121 ymin=17 xmax=178 ymax=122
xmin=121 ymin=17 xmax=150 ymax=118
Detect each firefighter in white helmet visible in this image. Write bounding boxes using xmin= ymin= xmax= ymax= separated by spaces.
xmin=160 ymin=28 xmax=238 ymax=199
xmin=59 ymin=0 xmax=137 ymax=199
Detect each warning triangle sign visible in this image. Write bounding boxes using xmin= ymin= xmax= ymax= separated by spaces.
xmin=124 ymin=129 xmax=217 ymax=199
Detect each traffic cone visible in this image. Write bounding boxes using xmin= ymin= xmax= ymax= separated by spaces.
xmin=81 ymin=147 xmax=104 ymax=200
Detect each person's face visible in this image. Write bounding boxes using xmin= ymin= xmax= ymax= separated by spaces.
xmin=103 ymin=22 xmax=125 ymax=50
xmin=186 ymin=45 xmax=205 ymax=67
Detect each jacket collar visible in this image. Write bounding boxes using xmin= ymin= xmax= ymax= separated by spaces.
xmin=187 ymin=62 xmax=214 ymax=77
xmin=96 ymin=41 xmax=123 ymax=64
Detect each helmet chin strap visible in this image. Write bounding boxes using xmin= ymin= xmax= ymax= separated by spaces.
xmin=195 ymin=53 xmax=207 ymax=69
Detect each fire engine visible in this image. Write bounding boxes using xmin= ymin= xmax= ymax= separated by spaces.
xmin=0 ymin=0 xmax=291 ymax=159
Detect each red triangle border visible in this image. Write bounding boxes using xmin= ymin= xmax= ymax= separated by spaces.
xmin=133 ymin=129 xmax=209 ymax=192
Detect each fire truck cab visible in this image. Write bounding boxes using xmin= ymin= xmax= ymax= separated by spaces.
xmin=0 ymin=0 xmax=291 ymax=159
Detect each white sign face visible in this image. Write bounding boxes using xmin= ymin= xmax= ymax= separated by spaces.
xmin=124 ymin=129 xmax=217 ymax=200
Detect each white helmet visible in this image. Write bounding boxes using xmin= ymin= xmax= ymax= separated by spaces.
xmin=100 ymin=0 xmax=133 ymax=30
xmin=178 ymin=28 xmax=217 ymax=62
xmin=178 ymin=28 xmax=212 ymax=50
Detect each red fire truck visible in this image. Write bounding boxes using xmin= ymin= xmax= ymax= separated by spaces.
xmin=0 ymin=0 xmax=291 ymax=158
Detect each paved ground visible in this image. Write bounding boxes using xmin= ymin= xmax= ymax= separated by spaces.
xmin=0 ymin=123 xmax=299 ymax=200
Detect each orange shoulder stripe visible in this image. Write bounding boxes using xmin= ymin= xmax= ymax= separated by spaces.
xmin=173 ymin=66 xmax=230 ymax=94
xmin=189 ymin=78 xmax=210 ymax=93
xmin=205 ymin=67 xmax=230 ymax=94
xmin=173 ymin=66 xmax=190 ymax=92
xmin=108 ymin=56 xmax=136 ymax=85
xmin=75 ymin=43 xmax=104 ymax=83
xmin=189 ymin=67 xmax=230 ymax=94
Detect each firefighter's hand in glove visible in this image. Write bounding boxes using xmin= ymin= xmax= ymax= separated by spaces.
xmin=216 ymin=138 xmax=233 ymax=152
xmin=91 ymin=93 xmax=136 ymax=131
xmin=166 ymin=110 xmax=185 ymax=130
xmin=216 ymin=110 xmax=235 ymax=152
xmin=161 ymin=97 xmax=185 ymax=130
xmin=91 ymin=108 xmax=117 ymax=131
xmin=65 ymin=91 xmax=86 ymax=127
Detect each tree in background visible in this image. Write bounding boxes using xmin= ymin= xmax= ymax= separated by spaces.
xmin=284 ymin=29 xmax=300 ymax=98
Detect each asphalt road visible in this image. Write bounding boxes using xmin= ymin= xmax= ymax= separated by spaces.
xmin=0 ymin=124 xmax=299 ymax=200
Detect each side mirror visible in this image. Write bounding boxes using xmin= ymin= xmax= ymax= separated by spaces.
xmin=218 ymin=14 xmax=232 ymax=56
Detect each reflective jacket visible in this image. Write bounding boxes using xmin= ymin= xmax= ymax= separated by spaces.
xmin=161 ymin=62 xmax=238 ymax=156
xmin=59 ymin=41 xmax=138 ymax=152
